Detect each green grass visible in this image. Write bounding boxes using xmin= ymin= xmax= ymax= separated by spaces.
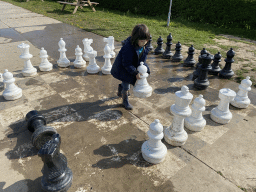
xmin=2 ymin=0 xmax=256 ymax=50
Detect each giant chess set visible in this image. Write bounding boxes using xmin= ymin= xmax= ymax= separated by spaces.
xmin=0 ymin=33 xmax=253 ymax=191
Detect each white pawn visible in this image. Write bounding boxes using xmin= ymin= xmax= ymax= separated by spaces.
xmin=184 ymin=94 xmax=206 ymax=132
xmin=101 ymin=44 xmax=112 ymax=74
xmin=57 ymin=38 xmax=70 ymax=68
xmin=73 ymin=45 xmax=86 ymax=68
xmin=231 ymin=76 xmax=252 ymax=108
xmin=103 ymin=36 xmax=116 ymax=58
xmin=133 ymin=62 xmax=152 ymax=98
xmin=211 ymin=88 xmax=236 ymax=124
xmin=164 ymin=86 xmax=193 ymax=146
xmin=87 ymin=50 xmax=100 ymax=74
xmin=17 ymin=43 xmax=37 ymax=77
xmin=39 ymin=47 xmax=53 ymax=72
xmin=82 ymin=38 xmax=93 ymax=61
xmin=141 ymin=119 xmax=167 ymax=164
xmin=3 ymin=69 xmax=22 ymax=100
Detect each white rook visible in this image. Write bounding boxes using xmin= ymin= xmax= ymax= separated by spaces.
xmin=133 ymin=62 xmax=152 ymax=98
xmin=57 ymin=38 xmax=70 ymax=68
xmin=231 ymin=76 xmax=252 ymax=108
xmin=141 ymin=119 xmax=167 ymax=164
xmin=211 ymin=88 xmax=236 ymax=124
xmin=87 ymin=50 xmax=100 ymax=74
xmin=39 ymin=47 xmax=53 ymax=72
xmin=73 ymin=45 xmax=86 ymax=68
xmin=82 ymin=38 xmax=93 ymax=61
xmin=101 ymin=44 xmax=112 ymax=74
xmin=185 ymin=94 xmax=206 ymax=132
xmin=3 ymin=69 xmax=22 ymax=100
xmin=164 ymin=85 xmax=193 ymax=146
xmin=18 ymin=43 xmax=37 ymax=77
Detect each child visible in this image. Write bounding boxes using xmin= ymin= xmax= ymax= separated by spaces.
xmin=111 ymin=24 xmax=151 ymax=110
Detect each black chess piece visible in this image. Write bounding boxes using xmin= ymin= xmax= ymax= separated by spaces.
xmin=162 ymin=33 xmax=173 ymax=59
xmin=184 ymin=45 xmax=196 ymax=67
xmin=39 ymin=134 xmax=73 ymax=192
xmin=26 ymin=110 xmax=57 ymax=150
xmin=195 ymin=48 xmax=208 ymax=69
xmin=171 ymin=41 xmax=183 ymax=62
xmin=154 ymin=36 xmax=165 ymax=55
xmin=209 ymin=52 xmax=222 ymax=75
xmin=219 ymin=48 xmax=235 ymax=79
xmin=146 ymin=35 xmax=154 ymax=51
xmin=194 ymin=53 xmax=212 ymax=90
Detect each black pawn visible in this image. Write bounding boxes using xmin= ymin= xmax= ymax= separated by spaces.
xmin=196 ymin=48 xmax=208 ymax=69
xmin=162 ymin=33 xmax=173 ymax=58
xmin=194 ymin=53 xmax=212 ymax=90
xmin=171 ymin=41 xmax=183 ymax=62
xmin=184 ymin=45 xmax=196 ymax=67
xmin=219 ymin=48 xmax=235 ymax=79
xmin=26 ymin=110 xmax=57 ymax=150
xmin=39 ymin=134 xmax=73 ymax=192
xmin=209 ymin=52 xmax=222 ymax=75
xmin=146 ymin=35 xmax=154 ymax=51
xmin=154 ymin=36 xmax=165 ymax=55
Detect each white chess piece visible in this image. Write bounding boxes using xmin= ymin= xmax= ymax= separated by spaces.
xmin=103 ymin=36 xmax=116 ymax=58
xmin=141 ymin=119 xmax=167 ymax=164
xmin=0 ymin=73 xmax=3 ymax=88
xmin=87 ymin=50 xmax=100 ymax=74
xmin=39 ymin=47 xmax=53 ymax=72
xmin=57 ymin=38 xmax=70 ymax=67
xmin=17 ymin=43 xmax=37 ymax=77
xmin=164 ymin=85 xmax=193 ymax=146
xmin=73 ymin=45 xmax=86 ymax=68
xmin=101 ymin=44 xmax=112 ymax=74
xmin=211 ymin=88 xmax=236 ymax=124
xmin=82 ymin=38 xmax=93 ymax=61
xmin=3 ymin=69 xmax=22 ymax=100
xmin=184 ymin=94 xmax=206 ymax=131
xmin=231 ymin=76 xmax=252 ymax=108
xmin=133 ymin=62 xmax=152 ymax=98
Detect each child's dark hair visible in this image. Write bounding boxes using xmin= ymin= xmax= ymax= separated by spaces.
xmin=130 ymin=24 xmax=150 ymax=46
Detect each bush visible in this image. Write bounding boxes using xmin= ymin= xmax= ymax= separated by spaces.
xmin=96 ymin=0 xmax=256 ymax=30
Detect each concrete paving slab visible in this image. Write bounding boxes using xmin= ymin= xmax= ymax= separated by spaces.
xmin=0 ymin=13 xmax=44 ymax=19
xmin=196 ymin=115 xmax=256 ymax=190
xmin=0 ymin=28 xmax=27 ymax=44
xmin=0 ymin=20 xmax=9 ymax=29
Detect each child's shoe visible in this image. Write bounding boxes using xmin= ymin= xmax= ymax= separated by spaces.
xmin=122 ymin=90 xmax=133 ymax=110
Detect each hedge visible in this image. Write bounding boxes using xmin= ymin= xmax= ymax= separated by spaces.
xmin=96 ymin=0 xmax=256 ymax=30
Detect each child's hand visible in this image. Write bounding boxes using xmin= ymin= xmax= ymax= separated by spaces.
xmin=136 ymin=73 xmax=142 ymax=79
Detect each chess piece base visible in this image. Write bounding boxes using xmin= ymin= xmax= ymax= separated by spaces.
xmin=210 ymin=107 xmax=232 ymax=124
xmin=208 ymin=68 xmax=221 ymax=75
xmin=230 ymin=97 xmax=250 ymax=108
xmin=164 ymin=127 xmax=188 ymax=146
xmin=39 ymin=65 xmax=53 ymax=72
xmin=57 ymin=60 xmax=70 ymax=68
xmin=102 ymin=68 xmax=111 ymax=75
xmin=3 ymin=88 xmax=22 ymax=100
xmin=171 ymin=56 xmax=183 ymax=62
xmin=133 ymin=86 xmax=152 ymax=98
xmin=41 ymin=167 xmax=73 ymax=192
xmin=87 ymin=66 xmax=100 ymax=74
xmin=184 ymin=117 xmax=206 ymax=132
xmin=22 ymin=68 xmax=37 ymax=77
xmin=219 ymin=70 xmax=234 ymax=79
xmin=141 ymin=142 xmax=167 ymax=164
xmin=74 ymin=63 xmax=86 ymax=68
xmin=194 ymin=79 xmax=209 ymax=90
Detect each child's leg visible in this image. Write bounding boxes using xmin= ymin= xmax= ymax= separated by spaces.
xmin=121 ymin=82 xmax=132 ymax=110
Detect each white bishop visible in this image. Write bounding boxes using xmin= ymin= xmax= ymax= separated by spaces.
xmin=57 ymin=38 xmax=70 ymax=67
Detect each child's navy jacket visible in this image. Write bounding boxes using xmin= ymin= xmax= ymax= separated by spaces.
xmin=111 ymin=36 xmax=150 ymax=86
